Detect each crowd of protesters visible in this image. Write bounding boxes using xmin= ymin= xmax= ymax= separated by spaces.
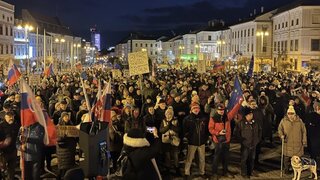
xmin=0 ymin=66 xmax=319 ymax=180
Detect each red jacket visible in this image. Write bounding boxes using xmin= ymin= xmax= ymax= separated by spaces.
xmin=208 ymin=103 xmax=241 ymax=143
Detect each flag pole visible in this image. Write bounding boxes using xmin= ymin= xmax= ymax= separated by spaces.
xmin=19 ymin=79 xmax=25 ymax=180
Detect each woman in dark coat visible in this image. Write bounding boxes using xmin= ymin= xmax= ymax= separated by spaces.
xmin=258 ymin=95 xmax=274 ymax=144
xmin=305 ymin=103 xmax=320 ymax=165
xmin=121 ymin=128 xmax=162 ymax=180
xmin=56 ymin=112 xmax=77 ymax=178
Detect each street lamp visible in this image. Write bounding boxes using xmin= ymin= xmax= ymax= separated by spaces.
xmin=18 ymin=24 xmax=34 ymax=75
xmin=55 ymin=38 xmax=65 ymax=72
xmin=217 ymin=40 xmax=225 ymax=60
xmin=256 ymin=30 xmax=269 ymax=71
xmin=73 ymin=43 xmax=81 ymax=64
xmin=178 ymin=45 xmax=184 ymax=67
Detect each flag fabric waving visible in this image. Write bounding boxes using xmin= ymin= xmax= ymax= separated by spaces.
xmin=247 ymin=55 xmax=254 ymax=77
xmin=227 ymin=76 xmax=243 ymax=113
xmin=20 ymin=79 xmax=49 ymax=145
xmin=91 ymin=81 xmax=111 ymax=122
xmin=7 ymin=64 xmax=21 ymax=86
xmin=91 ymin=80 xmax=102 ymax=121
xmin=44 ymin=63 xmax=54 ymax=77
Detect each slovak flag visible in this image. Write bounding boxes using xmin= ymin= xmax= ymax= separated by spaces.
xmin=92 ymin=82 xmax=111 ymax=122
xmin=7 ymin=64 xmax=21 ymax=86
xmin=101 ymin=82 xmax=112 ymax=122
xmin=75 ymin=63 xmax=82 ymax=70
xmin=20 ymin=79 xmax=49 ymax=145
xmin=227 ymin=76 xmax=243 ymax=113
xmin=44 ymin=64 xmax=54 ymax=77
xmin=91 ymin=80 xmax=102 ymax=121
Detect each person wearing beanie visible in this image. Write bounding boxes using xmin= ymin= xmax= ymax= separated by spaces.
xmin=159 ymin=106 xmax=180 ymax=176
xmin=234 ymin=107 xmax=262 ymax=178
xmin=278 ymin=105 xmax=307 ymax=174
xmin=121 ymin=128 xmax=162 ymax=180
xmin=209 ymin=100 xmax=243 ymax=180
xmin=183 ymin=101 xmax=209 ymax=179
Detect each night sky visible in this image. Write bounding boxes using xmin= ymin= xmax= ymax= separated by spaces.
xmin=7 ymin=0 xmax=296 ymax=49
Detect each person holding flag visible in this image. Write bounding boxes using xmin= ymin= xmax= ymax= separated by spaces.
xmin=44 ymin=64 xmax=54 ymax=77
xmin=7 ymin=64 xmax=21 ymax=86
xmin=208 ymin=76 xmax=243 ymax=180
xmin=17 ymin=80 xmax=48 ymax=180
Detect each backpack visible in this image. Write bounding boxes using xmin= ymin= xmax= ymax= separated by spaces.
xmin=116 ymin=150 xmax=138 ymax=179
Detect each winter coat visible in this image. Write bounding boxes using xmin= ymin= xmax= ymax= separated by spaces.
xmin=305 ymin=112 xmax=320 ymax=156
xmin=123 ymin=138 xmax=162 ymax=180
xmin=160 ymin=118 xmax=179 ymax=144
xmin=17 ymin=122 xmax=44 ymax=162
xmin=56 ymin=121 xmax=77 ymax=170
xmin=258 ymin=101 xmax=274 ymax=139
xmin=234 ymin=119 xmax=262 ymax=149
xmin=0 ymin=120 xmax=19 ymax=154
xmin=184 ymin=112 xmax=209 ymax=146
xmin=109 ymin=120 xmax=124 ymax=152
xmin=208 ymin=103 xmax=241 ymax=144
xmin=278 ymin=115 xmax=307 ymax=157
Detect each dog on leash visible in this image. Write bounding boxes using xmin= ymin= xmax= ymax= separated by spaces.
xmin=291 ymin=156 xmax=317 ymax=180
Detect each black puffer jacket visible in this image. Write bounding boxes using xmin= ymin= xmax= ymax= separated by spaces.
xmin=183 ymin=112 xmax=209 ymax=146
xmin=235 ymin=119 xmax=262 ymax=149
xmin=56 ymin=121 xmax=77 ymax=170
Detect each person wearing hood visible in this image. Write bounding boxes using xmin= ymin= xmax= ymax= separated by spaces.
xmin=278 ymin=106 xmax=307 ymax=174
xmin=183 ymin=103 xmax=209 ymax=180
xmin=121 ymin=128 xmax=162 ymax=180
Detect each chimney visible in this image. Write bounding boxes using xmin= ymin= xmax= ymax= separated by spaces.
xmin=261 ymin=6 xmax=264 ymax=13
xmin=254 ymin=9 xmax=256 ymax=15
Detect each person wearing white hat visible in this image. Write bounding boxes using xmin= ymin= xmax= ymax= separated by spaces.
xmin=278 ymin=105 xmax=307 ymax=174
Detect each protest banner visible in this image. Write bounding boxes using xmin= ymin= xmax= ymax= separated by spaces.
xmin=29 ymin=74 xmax=41 ymax=86
xmin=57 ymin=125 xmax=79 ymax=137
xmin=128 ymin=51 xmax=149 ymax=76
xmin=197 ymin=60 xmax=206 ymax=73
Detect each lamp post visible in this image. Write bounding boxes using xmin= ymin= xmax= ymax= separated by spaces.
xmin=256 ymin=30 xmax=269 ymax=71
xmin=217 ymin=40 xmax=225 ymax=60
xmin=17 ymin=24 xmax=34 ymax=75
xmin=178 ymin=45 xmax=184 ymax=67
xmin=55 ymin=38 xmax=65 ymax=72
xmin=73 ymin=43 xmax=81 ymax=65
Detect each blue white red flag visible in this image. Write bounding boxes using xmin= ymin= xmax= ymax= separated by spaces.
xmin=7 ymin=64 xmax=21 ymax=86
xmin=20 ymin=79 xmax=49 ymax=144
xmin=44 ymin=63 xmax=54 ymax=77
xmin=97 ymin=82 xmax=111 ymax=122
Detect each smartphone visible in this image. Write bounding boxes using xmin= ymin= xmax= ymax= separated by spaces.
xmin=147 ymin=127 xmax=154 ymax=133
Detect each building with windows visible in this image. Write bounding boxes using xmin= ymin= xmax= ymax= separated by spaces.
xmin=90 ymin=26 xmax=101 ymax=51
xmin=272 ymin=0 xmax=320 ymax=72
xmin=0 ymin=0 xmax=14 ymax=74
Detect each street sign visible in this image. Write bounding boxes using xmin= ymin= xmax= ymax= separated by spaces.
xmin=128 ymin=51 xmax=150 ymax=76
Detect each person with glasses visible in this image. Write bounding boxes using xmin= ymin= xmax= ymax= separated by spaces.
xmin=278 ymin=105 xmax=307 ymax=174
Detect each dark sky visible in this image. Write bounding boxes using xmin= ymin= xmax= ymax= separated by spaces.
xmin=6 ymin=0 xmax=296 ymax=49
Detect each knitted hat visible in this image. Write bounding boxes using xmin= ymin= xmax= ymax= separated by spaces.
xmin=287 ymin=106 xmax=296 ymax=114
xmin=243 ymin=107 xmax=253 ymax=116
xmin=124 ymin=128 xmax=150 ymax=148
xmin=190 ymin=103 xmax=200 ymax=110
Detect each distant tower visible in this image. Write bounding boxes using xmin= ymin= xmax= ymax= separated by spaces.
xmin=90 ymin=26 xmax=101 ymax=51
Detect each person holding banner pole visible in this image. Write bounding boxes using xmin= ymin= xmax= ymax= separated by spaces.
xmin=280 ymin=136 xmax=284 ymax=177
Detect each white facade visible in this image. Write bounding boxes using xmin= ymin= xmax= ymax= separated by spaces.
xmin=272 ymin=6 xmax=320 ymax=72
xmin=0 ymin=0 xmax=14 ymax=71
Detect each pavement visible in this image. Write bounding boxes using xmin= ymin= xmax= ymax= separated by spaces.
xmin=36 ymin=135 xmax=314 ymax=180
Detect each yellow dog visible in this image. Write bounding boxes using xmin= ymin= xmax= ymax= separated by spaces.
xmin=291 ymin=156 xmax=317 ymax=180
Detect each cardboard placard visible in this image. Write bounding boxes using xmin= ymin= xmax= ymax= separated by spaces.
xmin=128 ymin=51 xmax=150 ymax=76
xmin=57 ymin=125 xmax=79 ymax=137
xmin=29 ymin=74 xmax=41 ymax=86
xmin=197 ymin=60 xmax=206 ymax=73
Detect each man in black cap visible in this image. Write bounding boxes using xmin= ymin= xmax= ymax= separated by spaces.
xmin=235 ymin=107 xmax=262 ymax=178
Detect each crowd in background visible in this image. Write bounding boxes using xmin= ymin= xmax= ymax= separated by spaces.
xmin=0 ymin=67 xmax=319 ymax=180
